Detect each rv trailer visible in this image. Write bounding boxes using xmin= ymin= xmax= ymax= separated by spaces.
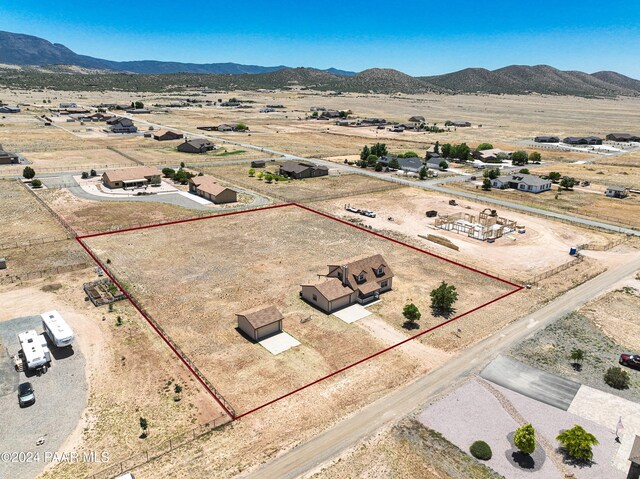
xmin=41 ymin=310 xmax=74 ymax=348
xmin=18 ymin=330 xmax=51 ymax=371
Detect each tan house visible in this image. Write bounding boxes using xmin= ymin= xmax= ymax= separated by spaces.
xmin=301 ymin=254 xmax=394 ymax=313
xmin=237 ymin=305 xmax=283 ymax=341
xmin=102 ymin=166 xmax=161 ymax=189
xmin=188 ymin=176 xmax=237 ymax=204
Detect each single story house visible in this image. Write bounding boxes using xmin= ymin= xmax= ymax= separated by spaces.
xmin=0 ymin=105 xmax=21 ymax=113
xmin=606 ymin=133 xmax=640 ymax=142
xmin=154 ymin=130 xmax=184 ymax=141
xmin=492 ymin=173 xmax=552 ymax=193
xmin=563 ymin=136 xmax=603 ymax=145
xmin=177 ymin=138 xmax=216 ymax=153
xmin=125 ymin=108 xmax=151 ymax=114
xmin=188 ymin=176 xmax=237 ymax=204
xmin=359 ymin=118 xmax=387 ymax=125
xmin=197 ymin=126 xmax=217 ymax=131
xmin=0 ymin=145 xmax=20 ymax=165
xmin=60 ymin=102 xmax=78 ymax=109
xmin=236 ymin=305 xmax=283 ymax=341
xmin=102 ymin=166 xmax=161 ymax=189
xmin=106 ymin=117 xmax=137 ymax=133
xmin=389 ymin=126 xmax=405 ymax=132
xmin=605 ymin=185 xmax=629 ymax=198
xmin=408 ymin=116 xmax=425 ymax=123
xmin=279 ymin=161 xmax=329 ymax=179
xmin=446 ymin=120 xmax=471 ymax=127
xmin=335 ymin=120 xmax=350 ymax=126
xmin=378 ymin=156 xmax=424 ymax=172
xmin=534 ymin=136 xmax=560 ymax=143
xmin=472 ymin=148 xmax=512 ymax=162
xmin=301 ymin=254 xmax=394 ymax=313
xmin=426 ymin=156 xmax=447 ymax=169
xmin=260 ymin=107 xmax=275 ymax=113
xmin=251 ymin=160 xmax=266 ymax=168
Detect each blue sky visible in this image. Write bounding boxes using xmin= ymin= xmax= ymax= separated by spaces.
xmin=1 ymin=1 xmax=640 ymax=77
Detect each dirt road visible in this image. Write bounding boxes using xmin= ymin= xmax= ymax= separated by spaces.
xmin=241 ymin=255 xmax=640 ymax=479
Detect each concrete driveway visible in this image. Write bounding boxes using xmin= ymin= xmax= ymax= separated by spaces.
xmin=481 ymin=355 xmax=581 ymax=410
xmin=332 ymin=304 xmax=372 ymax=324
xmin=0 ymin=316 xmax=87 ymax=479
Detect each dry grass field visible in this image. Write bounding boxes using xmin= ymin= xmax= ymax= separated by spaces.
xmin=82 ymin=205 xmax=516 ymax=414
xmin=113 ymin=144 xmax=271 ymax=166
xmin=198 ymin=163 xmax=399 ymax=202
xmin=533 ymin=162 xmax=640 ymax=189
xmin=449 ymin=180 xmax=640 ymax=228
xmin=23 ymin=147 xmax=137 ymax=170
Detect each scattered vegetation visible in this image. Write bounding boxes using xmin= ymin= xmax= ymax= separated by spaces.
xmin=604 ymin=367 xmax=630 ymax=390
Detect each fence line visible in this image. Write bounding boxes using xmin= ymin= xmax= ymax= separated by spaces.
xmin=527 ymin=256 xmax=584 ymax=285
xmin=86 ymin=414 xmax=231 ymax=479
xmin=577 ymin=235 xmax=629 ymax=251
xmin=0 ymin=234 xmax=70 ymax=251
xmin=106 ymin=146 xmax=145 ymax=165
xmin=18 ymin=179 xmax=78 ymax=237
xmin=81 ymin=243 xmax=236 ymax=417
xmin=0 ymin=163 xmax=139 ymax=176
xmin=0 ymin=262 xmax=92 ymax=285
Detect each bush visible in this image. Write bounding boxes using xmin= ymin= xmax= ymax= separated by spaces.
xmin=23 ymin=166 xmax=36 ymax=179
xmin=476 ymin=142 xmax=493 ymax=151
xmin=556 ymin=425 xmax=599 ymax=462
xmin=374 ymin=163 xmax=383 ymax=172
xmin=81 ymin=171 xmax=89 ymax=179
xmin=162 ymin=167 xmax=175 ymax=178
xmin=90 ymin=169 xmax=97 ymax=177
xmin=31 ymin=179 xmax=42 ymax=188
xmin=604 ymin=367 xmax=630 ymax=390
xmin=470 ymin=440 xmax=492 ymax=460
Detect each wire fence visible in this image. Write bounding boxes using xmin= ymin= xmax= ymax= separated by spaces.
xmin=106 ymin=146 xmax=145 ymax=165
xmin=86 ymin=414 xmax=231 ymax=479
xmin=0 ymin=262 xmax=92 ymax=285
xmin=18 ymin=179 xmax=78 ymax=237
xmin=577 ymin=235 xmax=629 ymax=251
xmin=0 ymin=163 xmax=138 ymax=176
xmin=0 ymin=234 xmax=70 ymax=251
xmin=527 ymin=256 xmax=584 ymax=285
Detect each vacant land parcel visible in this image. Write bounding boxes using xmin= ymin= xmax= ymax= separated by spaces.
xmin=81 ymin=205 xmax=518 ymax=415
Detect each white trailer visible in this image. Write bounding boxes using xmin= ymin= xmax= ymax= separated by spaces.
xmin=18 ymin=329 xmax=51 ymax=370
xmin=41 ymin=310 xmax=74 ymax=348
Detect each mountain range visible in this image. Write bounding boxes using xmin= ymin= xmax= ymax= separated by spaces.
xmin=1 ymin=31 xmax=639 ymax=97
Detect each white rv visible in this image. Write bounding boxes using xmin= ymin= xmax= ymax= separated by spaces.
xmin=18 ymin=330 xmax=51 ymax=370
xmin=41 ymin=310 xmax=74 ymax=348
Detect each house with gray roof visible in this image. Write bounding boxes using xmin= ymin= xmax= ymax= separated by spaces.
xmin=563 ymin=136 xmax=603 ymax=145
xmin=492 ymin=173 xmax=552 ymax=193
xmin=605 ymin=185 xmax=629 ymax=198
xmin=279 ymin=161 xmax=328 ymax=179
xmin=177 ymin=138 xmax=216 ymax=153
xmin=534 ymin=136 xmax=560 ymax=143
xmin=378 ymin=156 xmax=424 ymax=172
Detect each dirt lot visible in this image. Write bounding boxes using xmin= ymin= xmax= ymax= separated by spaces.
xmin=113 ymin=144 xmax=273 ymax=166
xmin=82 ymin=205 xmax=516 ymax=414
xmin=198 ymin=162 xmax=400 ymax=202
xmin=533 ymin=162 xmax=640 ymax=189
xmin=310 ymin=186 xmax=614 ymax=281
xmin=450 ymin=180 xmax=640 ymax=229
xmin=0 ymin=271 xmax=224 ymax=479
xmin=21 ymin=148 xmax=137 ymax=170
xmin=37 ymin=188 xmax=210 ymax=236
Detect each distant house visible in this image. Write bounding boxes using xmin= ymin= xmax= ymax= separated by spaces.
xmin=106 ymin=117 xmax=137 ymax=133
xmin=251 ymin=160 xmax=266 ymax=168
xmin=236 ymin=305 xmax=283 ymax=341
xmin=0 ymin=105 xmax=20 ymax=113
xmin=446 ymin=120 xmax=471 ymax=127
xmin=177 ymin=138 xmax=216 ymax=153
xmin=605 ymin=185 xmax=629 ymax=198
xmin=102 ymin=166 xmax=161 ymax=189
xmin=492 ymin=173 xmax=552 ymax=193
xmin=563 ymin=136 xmax=603 ymax=145
xmin=335 ymin=120 xmax=350 ymax=126
xmin=197 ymin=126 xmax=217 ymax=131
xmin=0 ymin=144 xmax=20 ymax=165
xmin=59 ymin=102 xmax=78 ymax=109
xmin=279 ymin=161 xmax=329 ymax=179
xmin=360 ymin=118 xmax=387 ymax=125
xmin=606 ymin=133 xmax=640 ymax=142
xmin=153 ymin=130 xmax=184 ymax=141
xmin=125 ymin=108 xmax=151 ymax=114
xmin=534 ymin=136 xmax=560 ymax=143
xmin=260 ymin=107 xmax=275 ymax=113
xmin=86 ymin=113 xmax=114 ymax=122
xmin=301 ymin=254 xmax=394 ymax=313
xmin=378 ymin=156 xmax=424 ymax=172
xmin=188 ymin=176 xmax=237 ymax=204
xmin=389 ymin=126 xmax=405 ymax=132
xmin=408 ymin=116 xmax=425 ymax=123
xmin=472 ymin=148 xmax=512 ymax=162
xmin=216 ymin=124 xmax=235 ymax=132
xmin=426 ymin=156 xmax=446 ymax=169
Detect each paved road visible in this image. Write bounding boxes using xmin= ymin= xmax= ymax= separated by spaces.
xmin=480 ymin=355 xmax=581 ymax=410
xmin=242 ymin=255 xmax=640 ymax=479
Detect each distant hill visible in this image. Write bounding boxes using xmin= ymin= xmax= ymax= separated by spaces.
xmin=0 ymin=31 xmax=355 ymax=76
xmin=1 ymin=31 xmax=639 ymax=96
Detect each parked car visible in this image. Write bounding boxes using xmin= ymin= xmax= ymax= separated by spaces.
xmin=619 ymin=354 xmax=640 ymax=370
xmin=18 ymin=382 xmax=35 ymax=407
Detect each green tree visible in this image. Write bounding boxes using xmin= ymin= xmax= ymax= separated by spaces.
xmin=173 ymin=170 xmax=194 ymax=184
xmin=482 ymin=178 xmax=492 ymax=190
xmin=236 ymin=122 xmax=249 ymax=131
xmin=560 ymin=177 xmax=576 ymax=190
xmin=570 ymin=348 xmax=585 ymax=370
xmin=248 ymin=168 xmax=256 ymax=177
xmin=419 ymin=166 xmax=428 ymax=180
xmin=264 ymin=173 xmax=274 ymax=183
xmin=374 ymin=162 xmax=383 ymax=172
xmin=370 ymin=143 xmax=388 ymax=157
xmin=161 ymin=167 xmax=175 ymax=178
xmin=367 ymin=154 xmax=379 ymax=167
xmin=529 ymin=151 xmax=542 ymax=163
xmin=139 ymin=417 xmax=149 ymax=438
xmin=23 ymin=166 xmax=35 ymax=179
xmin=548 ymin=172 xmax=562 ymax=182
xmin=519 ymin=168 xmax=530 ymax=174
xmin=180 ymin=161 xmax=185 ymax=169
xmin=451 ymin=143 xmax=471 ymax=161
xmin=476 ymin=142 xmax=494 ymax=151
xmin=430 ymin=281 xmax=458 ymax=313
xmin=434 ymin=141 xmax=440 ymax=154
xmin=440 ymin=143 xmax=452 ymax=158
xmin=403 ymin=151 xmax=419 ymax=158
xmin=389 ymin=158 xmax=400 ymax=169
xmin=360 ymin=145 xmax=370 ymax=161
xmin=403 ymin=303 xmax=421 ymax=324
xmin=511 ymin=150 xmax=529 ymax=166
xmin=604 ymin=367 xmax=630 ymax=390
xmin=488 ymin=168 xmax=501 ymax=180
xmin=556 ymin=425 xmax=599 ymax=462
xmin=439 ymin=160 xmax=449 ymax=170
xmin=514 ymin=424 xmax=536 ymax=455
xmin=134 ymin=101 xmax=144 ymax=109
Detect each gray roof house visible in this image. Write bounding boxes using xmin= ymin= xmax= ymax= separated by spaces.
xmin=605 ymin=185 xmax=629 ymax=198
xmin=378 ymin=156 xmax=424 ymax=172
xmin=563 ymin=136 xmax=603 ymax=145
xmin=492 ymin=174 xmax=552 ymax=193
xmin=0 ymin=105 xmax=20 ymax=113
xmin=534 ymin=136 xmax=560 ymax=143
xmin=606 ymin=133 xmax=640 ymax=142
xmin=279 ymin=161 xmax=329 ymax=179
xmin=0 ymin=145 xmax=20 ymax=165
xmin=177 ymin=138 xmax=216 ymax=153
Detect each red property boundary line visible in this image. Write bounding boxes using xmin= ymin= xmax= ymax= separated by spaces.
xmin=76 ymin=203 xmax=523 ymax=420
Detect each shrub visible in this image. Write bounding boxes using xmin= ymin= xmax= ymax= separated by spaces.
xmin=81 ymin=171 xmax=89 ymax=179
xmin=476 ymin=142 xmax=493 ymax=151
xmin=514 ymin=424 xmax=536 ymax=455
xmin=90 ymin=169 xmax=97 ymax=177
xmin=30 ymin=179 xmax=42 ymax=188
xmin=23 ymin=166 xmax=36 ymax=179
xmin=374 ymin=163 xmax=383 ymax=172
xmin=556 ymin=425 xmax=599 ymax=462
xmin=604 ymin=367 xmax=630 ymax=390
xmin=162 ymin=167 xmax=175 ymax=178
xmin=470 ymin=440 xmax=492 ymax=460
